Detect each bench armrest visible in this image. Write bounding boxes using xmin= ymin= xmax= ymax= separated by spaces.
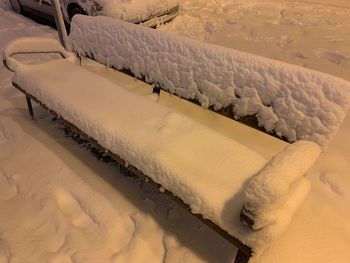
xmin=3 ymin=37 xmax=76 ymax=72
xmin=241 ymin=140 xmax=321 ymax=230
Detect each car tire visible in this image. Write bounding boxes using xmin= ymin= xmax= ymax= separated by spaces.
xmin=9 ymin=0 xmax=22 ymax=14
xmin=68 ymin=4 xmax=86 ymax=20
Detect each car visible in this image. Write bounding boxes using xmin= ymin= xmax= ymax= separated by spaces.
xmin=8 ymin=0 xmax=179 ymax=27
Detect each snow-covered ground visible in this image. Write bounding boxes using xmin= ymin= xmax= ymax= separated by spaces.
xmin=161 ymin=0 xmax=350 ymax=81
xmin=1 ymin=0 xmax=350 ymax=262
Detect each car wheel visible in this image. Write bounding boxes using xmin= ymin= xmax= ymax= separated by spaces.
xmin=68 ymin=4 xmax=87 ymax=20
xmin=9 ymin=0 xmax=22 ymax=14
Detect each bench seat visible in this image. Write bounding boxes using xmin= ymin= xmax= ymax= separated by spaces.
xmin=13 ymin=58 xmax=267 ymax=239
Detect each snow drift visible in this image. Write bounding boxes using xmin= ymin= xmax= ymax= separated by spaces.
xmin=69 ymin=15 xmax=350 ymax=147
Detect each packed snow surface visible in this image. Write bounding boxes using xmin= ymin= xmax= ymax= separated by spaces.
xmin=7 ymin=43 xmax=319 ymax=249
xmin=69 ymin=15 xmax=350 ymax=147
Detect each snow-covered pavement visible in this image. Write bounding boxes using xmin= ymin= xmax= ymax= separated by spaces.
xmin=162 ymin=0 xmax=350 ymax=80
xmin=1 ymin=0 xmax=350 ymax=262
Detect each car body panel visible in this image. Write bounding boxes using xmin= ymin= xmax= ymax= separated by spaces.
xmin=15 ymin=0 xmax=179 ymax=25
xmin=19 ymin=0 xmax=54 ymax=15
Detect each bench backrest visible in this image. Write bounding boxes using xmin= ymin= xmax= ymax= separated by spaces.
xmin=69 ymin=15 xmax=350 ymax=147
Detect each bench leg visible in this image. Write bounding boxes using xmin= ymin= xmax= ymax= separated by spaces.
xmin=152 ymin=86 xmax=161 ymax=94
xmin=26 ymin=96 xmax=35 ymax=120
xmin=234 ymin=249 xmax=250 ymax=263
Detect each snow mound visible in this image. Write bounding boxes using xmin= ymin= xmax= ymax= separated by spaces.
xmin=69 ymin=15 xmax=350 ymax=147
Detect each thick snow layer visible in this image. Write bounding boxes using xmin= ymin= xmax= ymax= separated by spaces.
xmin=69 ymin=15 xmax=350 ymax=147
xmin=243 ymin=141 xmax=321 ymax=230
xmin=7 ymin=46 xmax=318 ymax=250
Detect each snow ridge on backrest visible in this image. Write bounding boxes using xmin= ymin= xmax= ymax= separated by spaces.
xmin=69 ymin=15 xmax=350 ymax=147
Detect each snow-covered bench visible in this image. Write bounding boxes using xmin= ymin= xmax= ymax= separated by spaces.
xmin=4 ymin=37 xmax=321 ymax=262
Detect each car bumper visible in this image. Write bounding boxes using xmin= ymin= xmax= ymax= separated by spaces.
xmin=140 ymin=11 xmax=178 ymax=27
xmin=134 ymin=5 xmax=179 ymax=28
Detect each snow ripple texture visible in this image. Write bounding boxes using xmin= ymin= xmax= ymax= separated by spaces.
xmin=69 ymin=15 xmax=350 ymax=147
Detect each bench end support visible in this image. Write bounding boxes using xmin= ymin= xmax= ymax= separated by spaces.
xmin=25 ymin=96 xmax=35 ymax=120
